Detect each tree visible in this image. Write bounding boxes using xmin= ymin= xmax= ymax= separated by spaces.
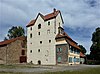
xmin=6 ymin=26 xmax=25 ymax=39
xmin=4 ymin=37 xmax=8 ymax=41
xmin=90 ymin=27 xmax=100 ymax=61
xmin=79 ymin=45 xmax=87 ymax=54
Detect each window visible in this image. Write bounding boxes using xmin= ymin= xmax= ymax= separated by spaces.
xmin=38 ymin=49 xmax=40 ymax=52
xmin=38 ymin=24 xmax=41 ymax=29
xmin=57 ymin=48 xmax=62 ymax=52
xmin=30 ymin=33 xmax=32 ymax=38
xmin=74 ymin=49 xmax=77 ymax=54
xmin=47 ymin=29 xmax=50 ymax=34
xmin=77 ymin=51 xmax=80 ymax=54
xmin=59 ymin=22 xmax=60 ymax=26
xmin=38 ymin=32 xmax=40 ymax=35
xmin=70 ymin=48 xmax=73 ymax=53
xmin=76 ymin=58 xmax=80 ymax=62
xmin=30 ymin=27 xmax=32 ymax=30
xmin=30 ymin=50 xmax=32 ymax=53
xmin=49 ymin=40 xmax=51 ymax=43
xmin=30 ymin=61 xmax=33 ymax=63
xmin=48 ymin=21 xmax=50 ymax=26
xmin=73 ymin=57 xmax=76 ymax=62
xmin=46 ymin=59 xmax=48 ymax=61
xmin=40 ymin=41 xmax=42 ymax=44
xmin=69 ymin=57 xmax=72 ymax=63
xmin=22 ymin=50 xmax=25 ymax=55
xmin=57 ymin=56 xmax=61 ymax=62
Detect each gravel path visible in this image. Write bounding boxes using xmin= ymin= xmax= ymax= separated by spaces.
xmin=0 ymin=65 xmax=100 ymax=73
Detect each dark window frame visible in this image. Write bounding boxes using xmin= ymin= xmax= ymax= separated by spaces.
xmin=38 ymin=49 xmax=40 ymax=52
xmin=38 ymin=24 xmax=41 ymax=29
xmin=49 ymin=40 xmax=51 ymax=43
xmin=38 ymin=32 xmax=40 ymax=35
xmin=22 ymin=50 xmax=25 ymax=55
xmin=40 ymin=41 xmax=42 ymax=44
xmin=30 ymin=33 xmax=32 ymax=38
xmin=48 ymin=21 xmax=50 ymax=26
xmin=30 ymin=50 xmax=32 ymax=53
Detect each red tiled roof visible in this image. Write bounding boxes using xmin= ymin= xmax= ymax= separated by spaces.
xmin=0 ymin=36 xmax=25 ymax=46
xmin=56 ymin=31 xmax=80 ymax=50
xmin=80 ymin=52 xmax=85 ymax=57
xmin=27 ymin=20 xmax=36 ymax=27
xmin=44 ymin=10 xmax=60 ymax=21
xmin=66 ymin=38 xmax=80 ymax=50
xmin=26 ymin=10 xmax=60 ymax=27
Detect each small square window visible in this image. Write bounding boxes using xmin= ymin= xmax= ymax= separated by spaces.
xmin=30 ymin=27 xmax=32 ymax=30
xmin=59 ymin=22 xmax=60 ymax=26
xmin=40 ymin=41 xmax=42 ymax=44
xmin=22 ymin=50 xmax=25 ymax=55
xmin=48 ymin=21 xmax=50 ymax=26
xmin=30 ymin=33 xmax=32 ymax=38
xmin=47 ymin=29 xmax=50 ymax=34
xmin=49 ymin=40 xmax=51 ymax=43
xmin=38 ymin=32 xmax=40 ymax=35
xmin=30 ymin=50 xmax=32 ymax=53
xmin=38 ymin=49 xmax=40 ymax=52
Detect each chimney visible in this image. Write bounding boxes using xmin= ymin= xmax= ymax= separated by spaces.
xmin=53 ymin=8 xmax=56 ymax=12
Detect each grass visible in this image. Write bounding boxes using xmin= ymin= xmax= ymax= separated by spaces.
xmin=44 ymin=67 xmax=100 ymax=74
xmin=0 ymin=64 xmax=35 ymax=69
xmin=0 ymin=65 xmax=100 ymax=74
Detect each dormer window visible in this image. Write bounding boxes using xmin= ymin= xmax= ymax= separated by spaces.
xmin=38 ymin=24 xmax=41 ymax=29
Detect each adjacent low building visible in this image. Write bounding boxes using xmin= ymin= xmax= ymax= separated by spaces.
xmin=0 ymin=36 xmax=27 ymax=64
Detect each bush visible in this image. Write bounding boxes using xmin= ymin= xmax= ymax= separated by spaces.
xmin=86 ymin=60 xmax=100 ymax=65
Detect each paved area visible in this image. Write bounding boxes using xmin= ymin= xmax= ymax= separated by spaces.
xmin=0 ymin=65 xmax=100 ymax=73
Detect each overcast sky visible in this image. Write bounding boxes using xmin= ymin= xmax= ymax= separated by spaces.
xmin=0 ymin=0 xmax=100 ymax=54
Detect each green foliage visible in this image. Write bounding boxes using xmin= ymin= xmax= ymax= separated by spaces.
xmin=90 ymin=27 xmax=100 ymax=61
xmin=79 ymin=45 xmax=86 ymax=54
xmin=7 ymin=26 xmax=25 ymax=39
xmin=4 ymin=37 xmax=8 ymax=41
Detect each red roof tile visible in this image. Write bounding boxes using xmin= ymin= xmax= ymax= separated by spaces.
xmin=26 ymin=10 xmax=60 ymax=27
xmin=0 ymin=36 xmax=25 ymax=46
xmin=66 ymin=38 xmax=80 ymax=50
xmin=56 ymin=31 xmax=80 ymax=50
xmin=44 ymin=10 xmax=60 ymax=21
xmin=27 ymin=20 xmax=35 ymax=27
xmin=80 ymin=52 xmax=85 ymax=57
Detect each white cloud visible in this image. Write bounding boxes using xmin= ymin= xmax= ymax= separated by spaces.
xmin=0 ymin=0 xmax=100 ymax=53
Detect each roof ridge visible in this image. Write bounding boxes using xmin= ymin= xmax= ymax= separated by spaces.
xmin=26 ymin=9 xmax=60 ymax=27
xmin=0 ymin=36 xmax=25 ymax=46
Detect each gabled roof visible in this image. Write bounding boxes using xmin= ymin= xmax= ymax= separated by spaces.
xmin=66 ymin=38 xmax=80 ymax=50
xmin=0 ymin=36 xmax=25 ymax=46
xmin=26 ymin=9 xmax=64 ymax=27
xmin=55 ymin=31 xmax=80 ymax=50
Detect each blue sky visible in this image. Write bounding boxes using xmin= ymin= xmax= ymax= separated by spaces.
xmin=0 ymin=0 xmax=100 ymax=54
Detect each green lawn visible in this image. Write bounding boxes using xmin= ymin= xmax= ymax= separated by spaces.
xmin=44 ymin=67 xmax=100 ymax=74
xmin=0 ymin=67 xmax=100 ymax=74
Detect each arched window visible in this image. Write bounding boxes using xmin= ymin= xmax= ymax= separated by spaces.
xmin=38 ymin=24 xmax=41 ymax=29
xmin=38 ymin=60 xmax=41 ymax=65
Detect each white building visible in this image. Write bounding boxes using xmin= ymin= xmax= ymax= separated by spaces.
xmin=26 ymin=9 xmax=81 ymax=65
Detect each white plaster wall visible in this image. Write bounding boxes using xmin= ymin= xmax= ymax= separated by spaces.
xmin=27 ymin=13 xmax=63 ymax=65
